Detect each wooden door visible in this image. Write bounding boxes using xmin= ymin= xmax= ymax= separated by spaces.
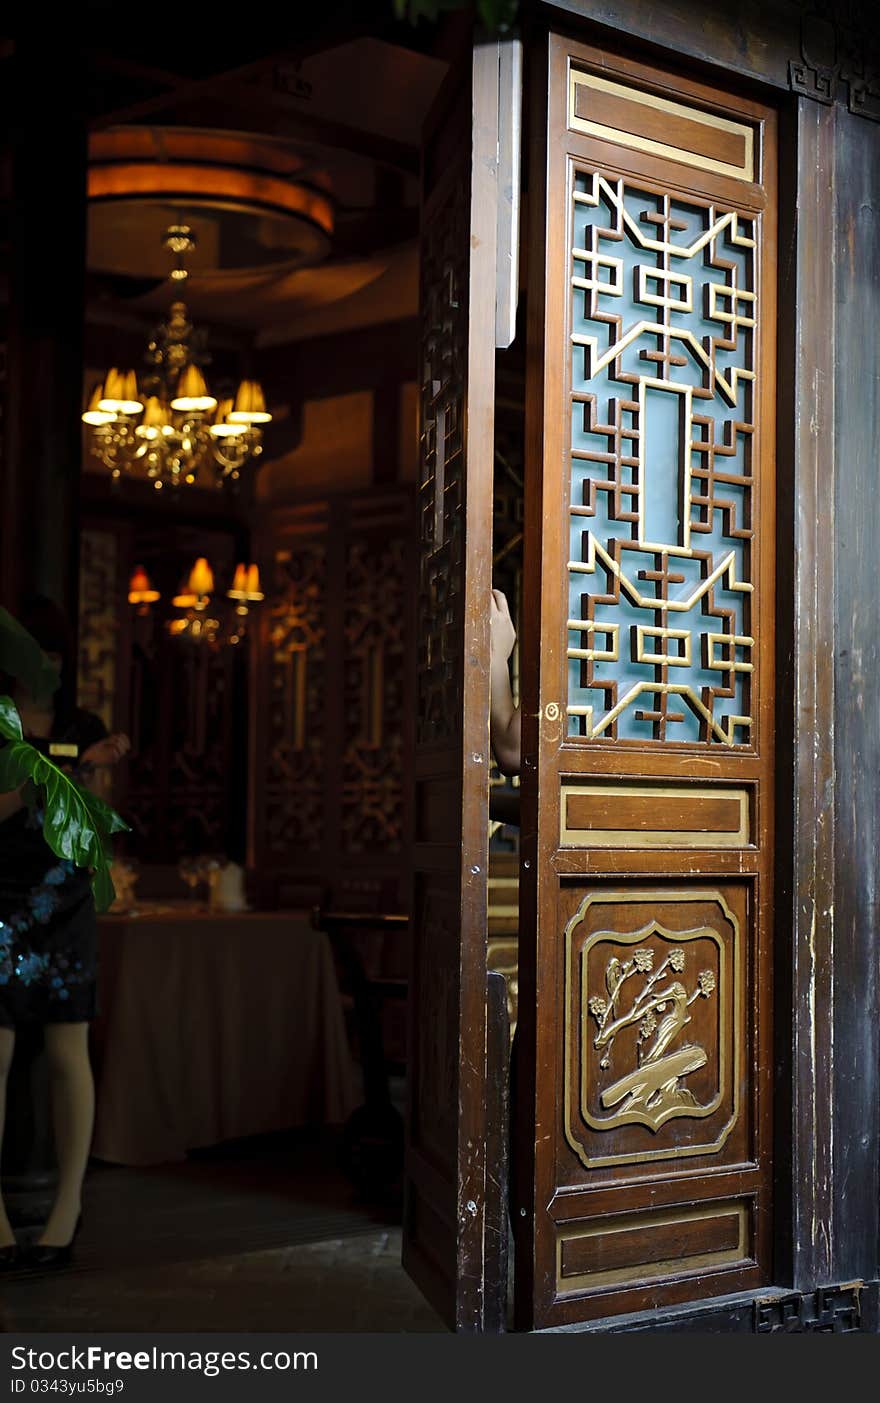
xmin=403 ymin=42 xmax=503 ymax=1331
xmin=517 ymin=35 xmax=778 ymax=1328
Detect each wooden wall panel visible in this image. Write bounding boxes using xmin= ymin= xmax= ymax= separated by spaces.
xmin=775 ymin=94 xmax=836 ymax=1291
xmin=250 ymin=488 xmax=415 ymax=912
xmin=831 ymin=105 xmax=880 ymax=1282
xmin=260 ymin=508 xmax=329 ymax=870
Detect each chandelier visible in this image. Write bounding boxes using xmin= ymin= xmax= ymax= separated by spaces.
xmin=83 ymin=225 xmax=272 ymax=491
xmin=127 ymin=557 xmax=264 ymax=647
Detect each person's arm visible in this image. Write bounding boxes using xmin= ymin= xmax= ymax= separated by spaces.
xmin=489 ymin=588 xmax=521 ymax=776
xmin=79 ymin=732 xmax=131 ymax=771
xmin=76 ymin=731 xmax=130 ymax=800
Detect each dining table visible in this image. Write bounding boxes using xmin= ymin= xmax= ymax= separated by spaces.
xmin=90 ymin=903 xmax=358 ymax=1166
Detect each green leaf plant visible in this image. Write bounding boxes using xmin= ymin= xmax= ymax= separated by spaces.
xmin=0 ymin=606 xmax=62 ymax=706
xmin=0 ymin=694 xmax=130 ymax=913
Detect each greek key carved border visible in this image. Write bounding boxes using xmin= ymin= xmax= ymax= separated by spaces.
xmin=754 ymin=1281 xmax=863 ymax=1332
xmin=789 ymin=3 xmax=880 ymax=121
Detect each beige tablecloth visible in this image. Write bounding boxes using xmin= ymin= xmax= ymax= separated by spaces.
xmin=91 ymin=907 xmax=357 ymax=1166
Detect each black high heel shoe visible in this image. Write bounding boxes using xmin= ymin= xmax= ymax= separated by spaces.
xmin=29 ymin=1214 xmax=82 ymax=1269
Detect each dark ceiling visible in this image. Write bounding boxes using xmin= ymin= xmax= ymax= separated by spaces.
xmin=1 ymin=8 xmax=469 ymax=342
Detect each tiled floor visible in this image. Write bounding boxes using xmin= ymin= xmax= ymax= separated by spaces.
xmin=2 ymin=1131 xmax=445 ymax=1333
xmin=3 ymin=1229 xmax=445 ymax=1332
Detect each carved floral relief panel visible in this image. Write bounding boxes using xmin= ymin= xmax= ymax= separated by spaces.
xmin=563 ymin=885 xmax=750 ymax=1178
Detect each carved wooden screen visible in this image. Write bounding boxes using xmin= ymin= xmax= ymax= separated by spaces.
xmin=403 ymin=44 xmax=500 ymax=1331
xmin=517 ymin=37 xmax=777 ymax=1328
xmin=249 ymin=488 xmax=414 ymax=912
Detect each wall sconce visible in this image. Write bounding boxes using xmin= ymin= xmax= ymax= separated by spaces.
xmin=128 ymin=565 xmax=160 ymax=614
xmin=166 ymin=557 xmax=262 ymax=646
xmin=170 ymin=556 xmax=214 ymax=606
xmin=226 ymin=562 xmax=264 ymax=645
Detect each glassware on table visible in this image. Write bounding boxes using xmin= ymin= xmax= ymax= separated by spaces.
xmin=196 ymin=855 xmax=222 ymax=910
xmin=109 ymin=858 xmax=140 ymax=913
xmin=178 ymin=856 xmax=203 ymax=905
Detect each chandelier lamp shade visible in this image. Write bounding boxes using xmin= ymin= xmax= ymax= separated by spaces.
xmin=127 ymin=565 xmax=161 ymax=611
xmin=126 ymin=555 xmax=263 ymax=648
xmin=162 ymin=557 xmax=263 ymax=646
xmin=82 ymin=226 xmax=272 ymax=491
xmin=171 ymin=556 xmax=215 ymax=609
xmin=227 ymin=562 xmax=264 ymax=605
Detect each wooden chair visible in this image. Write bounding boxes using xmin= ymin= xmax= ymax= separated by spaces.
xmin=310 ymin=907 xmax=409 ymax=1201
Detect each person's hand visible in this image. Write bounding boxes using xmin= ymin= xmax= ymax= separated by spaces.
xmin=490 ymin=588 xmax=516 ymax=662
xmin=80 ymin=733 xmax=131 ymax=768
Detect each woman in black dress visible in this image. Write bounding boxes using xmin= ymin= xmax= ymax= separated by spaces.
xmin=0 ymin=598 xmax=129 ymax=1266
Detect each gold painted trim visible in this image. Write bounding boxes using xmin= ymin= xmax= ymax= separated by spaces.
xmin=706 ymin=632 xmax=755 ymax=674
xmin=568 ymin=67 xmax=755 ymax=183
xmin=563 ymin=888 xmax=743 ymax=1169
xmin=635 ymin=624 xmax=692 ymax=668
xmin=637 ymin=264 xmax=693 ymax=314
xmin=555 ymin=1201 xmax=748 ymax=1293
xmin=559 ymin=782 xmax=750 ymax=848
xmin=570 ymin=173 xmax=756 ymax=407
xmin=566 ymin=619 xmax=620 ymax=663
xmin=565 ymin=520 xmax=753 ymax=747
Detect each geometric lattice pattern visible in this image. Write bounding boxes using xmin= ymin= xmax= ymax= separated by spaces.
xmin=342 ymin=536 xmax=406 ymax=854
xmin=417 ymin=176 xmax=468 ymax=747
xmin=567 ymin=171 xmax=757 ymax=745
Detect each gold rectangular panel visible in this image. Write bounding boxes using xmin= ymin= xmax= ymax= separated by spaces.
xmin=556 ymin=1201 xmax=749 ymax=1293
xmin=568 ymin=68 xmax=755 ymax=183
xmin=560 ymin=782 xmax=750 ymax=848
xmin=487 ymin=884 xmax=519 ymax=921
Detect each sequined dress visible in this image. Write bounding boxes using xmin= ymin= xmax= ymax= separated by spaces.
xmin=0 ymin=709 xmax=106 ymax=1027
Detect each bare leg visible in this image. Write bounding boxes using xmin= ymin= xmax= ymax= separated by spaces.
xmin=39 ymin=1023 xmax=93 ymax=1247
xmin=0 ymin=1028 xmax=15 ymax=1247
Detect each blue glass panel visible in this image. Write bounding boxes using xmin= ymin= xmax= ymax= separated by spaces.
xmin=567 ymin=172 xmax=755 ymax=745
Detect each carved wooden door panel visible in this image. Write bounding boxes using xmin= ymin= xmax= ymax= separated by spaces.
xmin=517 ymin=36 xmax=777 ymax=1328
xmin=403 ymin=43 xmax=502 ymax=1331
